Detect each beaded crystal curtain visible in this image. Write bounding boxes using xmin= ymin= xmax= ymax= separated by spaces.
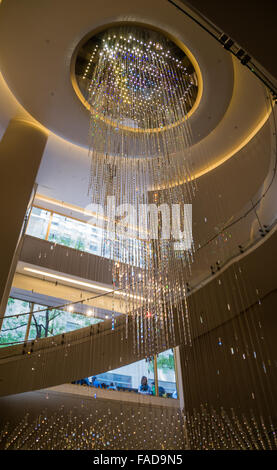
xmin=77 ymin=25 xmax=198 ymax=354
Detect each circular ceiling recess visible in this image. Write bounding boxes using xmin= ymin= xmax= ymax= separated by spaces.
xmin=72 ymin=24 xmax=199 ymax=133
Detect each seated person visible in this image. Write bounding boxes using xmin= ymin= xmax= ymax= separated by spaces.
xmin=91 ymin=376 xmax=101 ymax=388
xmin=138 ymin=376 xmax=151 ymax=395
xmin=108 ymin=382 xmax=117 ymax=390
xmin=76 ymin=378 xmax=90 ymax=386
xmin=158 ymin=386 xmax=167 ymax=397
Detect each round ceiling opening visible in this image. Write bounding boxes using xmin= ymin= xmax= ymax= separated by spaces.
xmin=73 ymin=23 xmax=199 ymax=131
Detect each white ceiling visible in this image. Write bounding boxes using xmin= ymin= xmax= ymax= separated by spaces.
xmin=0 ymin=0 xmax=275 ymax=286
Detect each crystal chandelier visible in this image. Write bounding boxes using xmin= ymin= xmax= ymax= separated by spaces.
xmin=75 ymin=24 xmax=199 ymax=354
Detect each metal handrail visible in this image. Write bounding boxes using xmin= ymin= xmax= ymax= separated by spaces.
xmin=168 ymin=0 xmax=277 ymax=98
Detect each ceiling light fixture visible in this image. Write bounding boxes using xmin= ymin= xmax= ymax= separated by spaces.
xmin=74 ymin=24 xmax=199 ymax=353
xmin=23 ymin=267 xmax=144 ymax=301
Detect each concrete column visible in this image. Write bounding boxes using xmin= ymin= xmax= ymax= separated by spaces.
xmin=0 ymin=118 xmax=48 ymax=322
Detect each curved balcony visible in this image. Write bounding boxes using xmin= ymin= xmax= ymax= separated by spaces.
xmin=0 ymin=224 xmax=276 ymax=398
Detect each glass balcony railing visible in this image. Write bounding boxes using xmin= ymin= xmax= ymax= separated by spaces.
xmin=26 ymin=206 xmax=103 ymax=256
xmin=0 ymin=298 xmax=31 ymax=346
xmin=0 ymin=299 xmax=178 ymax=401
xmin=26 ymin=206 xmax=144 ymax=266
xmin=0 ymin=297 xmax=103 ymax=347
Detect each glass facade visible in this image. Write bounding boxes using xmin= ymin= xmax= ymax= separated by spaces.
xmin=28 ymin=305 xmax=101 ymax=340
xmin=92 ymin=357 xmax=155 ymax=393
xmin=26 ymin=207 xmax=51 ymax=240
xmin=48 ymin=212 xmax=102 ymax=255
xmin=26 ymin=206 xmax=143 ymax=266
xmin=0 ymin=298 xmax=31 ymax=346
xmin=0 ymin=297 xmax=103 ymax=346
xmin=26 ymin=207 xmax=103 ymax=256
xmin=157 ymin=349 xmax=177 ymax=397
xmin=75 ymin=349 xmax=178 ymax=399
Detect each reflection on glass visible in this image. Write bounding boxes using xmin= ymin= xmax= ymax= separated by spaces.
xmin=28 ymin=305 xmax=102 ymax=340
xmin=76 ymin=351 xmax=178 ymax=399
xmin=157 ymin=348 xmax=177 ymax=398
xmin=26 ymin=207 xmax=51 ymax=239
xmin=0 ymin=297 xmax=104 ymax=346
xmin=26 ymin=207 xmax=143 ymax=266
xmin=91 ymin=357 xmax=155 ymax=393
xmin=0 ymin=298 xmax=31 ymax=347
xmin=48 ymin=213 xmax=102 ymax=256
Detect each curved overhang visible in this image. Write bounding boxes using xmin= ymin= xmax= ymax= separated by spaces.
xmin=0 ymin=0 xmax=271 ymax=187
xmin=1 ymin=224 xmax=277 ymax=397
xmin=0 ymin=0 xmax=275 ymax=290
xmin=70 ymin=21 xmax=203 ymax=131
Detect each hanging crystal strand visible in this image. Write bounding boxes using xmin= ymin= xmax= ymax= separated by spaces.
xmin=86 ymin=25 xmax=198 ymax=355
xmin=150 ymin=51 xmax=191 ymax=346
